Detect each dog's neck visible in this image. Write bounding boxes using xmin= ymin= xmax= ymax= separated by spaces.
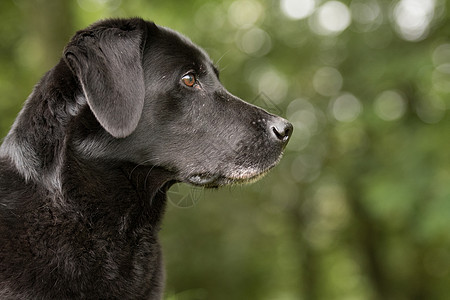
xmin=60 ymin=155 xmax=175 ymax=230
xmin=0 ymin=60 xmax=80 ymax=191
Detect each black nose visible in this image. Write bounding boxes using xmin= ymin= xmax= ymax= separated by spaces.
xmin=270 ymin=118 xmax=293 ymax=147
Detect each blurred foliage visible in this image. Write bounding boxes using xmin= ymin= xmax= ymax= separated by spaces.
xmin=1 ymin=0 xmax=450 ymax=299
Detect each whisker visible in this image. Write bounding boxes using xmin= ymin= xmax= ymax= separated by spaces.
xmin=128 ymin=159 xmax=153 ymax=179
xmin=215 ymin=50 xmax=230 ymax=66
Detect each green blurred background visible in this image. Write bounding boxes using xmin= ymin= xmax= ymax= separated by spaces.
xmin=1 ymin=0 xmax=450 ymax=299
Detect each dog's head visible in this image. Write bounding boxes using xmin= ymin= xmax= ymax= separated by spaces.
xmin=64 ymin=18 xmax=292 ymax=187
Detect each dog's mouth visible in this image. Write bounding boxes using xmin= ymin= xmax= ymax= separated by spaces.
xmin=186 ymin=173 xmax=221 ymax=187
xmin=185 ymin=166 xmax=274 ymax=188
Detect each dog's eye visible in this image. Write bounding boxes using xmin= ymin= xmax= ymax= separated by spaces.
xmin=181 ymin=73 xmax=197 ymax=87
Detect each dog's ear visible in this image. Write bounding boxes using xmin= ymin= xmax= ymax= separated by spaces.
xmin=64 ymin=19 xmax=148 ymax=138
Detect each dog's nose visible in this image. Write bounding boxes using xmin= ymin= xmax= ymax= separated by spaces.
xmin=269 ymin=118 xmax=293 ymax=147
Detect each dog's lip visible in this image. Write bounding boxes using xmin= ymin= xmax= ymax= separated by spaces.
xmin=185 ymin=167 xmax=273 ymax=188
xmin=183 ymin=153 xmax=285 ymax=188
xmin=186 ymin=173 xmax=221 ymax=187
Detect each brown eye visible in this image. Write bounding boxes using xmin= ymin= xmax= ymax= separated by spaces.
xmin=182 ymin=73 xmax=196 ymax=87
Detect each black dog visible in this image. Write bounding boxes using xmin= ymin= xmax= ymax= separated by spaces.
xmin=0 ymin=18 xmax=292 ymax=299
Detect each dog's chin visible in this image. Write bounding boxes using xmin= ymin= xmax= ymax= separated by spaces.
xmin=185 ymin=166 xmax=274 ymax=188
xmin=178 ymin=153 xmax=285 ymax=188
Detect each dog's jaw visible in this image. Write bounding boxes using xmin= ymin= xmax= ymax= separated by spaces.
xmin=183 ymin=156 xmax=282 ymax=188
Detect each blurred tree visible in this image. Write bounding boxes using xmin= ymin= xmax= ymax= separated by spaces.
xmin=21 ymin=0 xmax=74 ymax=71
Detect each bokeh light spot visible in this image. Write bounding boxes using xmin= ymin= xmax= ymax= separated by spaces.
xmin=195 ymin=3 xmax=226 ymax=33
xmin=432 ymin=43 xmax=450 ymax=66
xmin=393 ymin=0 xmax=436 ymax=41
xmin=350 ymin=0 xmax=383 ymax=32
xmin=257 ymin=69 xmax=288 ymax=103
xmin=313 ymin=66 xmax=343 ymax=97
xmin=310 ymin=1 xmax=351 ymax=36
xmin=287 ymin=123 xmax=311 ymax=153
xmin=374 ymin=90 xmax=407 ymax=121
xmin=330 ymin=93 xmax=362 ymax=122
xmin=237 ymin=27 xmax=272 ymax=56
xmin=415 ymin=95 xmax=446 ymax=124
xmin=432 ymin=64 xmax=450 ymax=93
xmin=228 ymin=0 xmax=264 ymax=28
xmin=280 ymin=0 xmax=316 ymax=20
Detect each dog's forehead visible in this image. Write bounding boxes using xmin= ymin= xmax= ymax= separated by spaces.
xmin=151 ymin=24 xmax=213 ymax=66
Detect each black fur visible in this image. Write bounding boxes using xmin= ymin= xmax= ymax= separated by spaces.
xmin=0 ymin=18 xmax=292 ymax=299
